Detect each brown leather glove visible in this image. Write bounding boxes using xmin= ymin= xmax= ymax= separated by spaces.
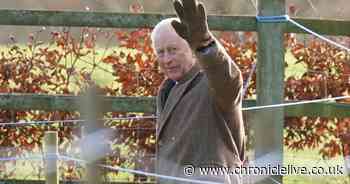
xmin=171 ymin=0 xmax=214 ymax=51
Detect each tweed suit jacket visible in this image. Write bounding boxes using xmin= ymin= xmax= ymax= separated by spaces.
xmin=156 ymin=40 xmax=245 ymax=184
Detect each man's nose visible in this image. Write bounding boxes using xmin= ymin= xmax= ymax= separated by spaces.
xmin=162 ymin=52 xmax=173 ymax=64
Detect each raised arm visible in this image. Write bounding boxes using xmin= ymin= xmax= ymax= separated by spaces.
xmin=171 ymin=0 xmax=243 ymax=111
xmin=197 ymin=39 xmax=243 ymax=111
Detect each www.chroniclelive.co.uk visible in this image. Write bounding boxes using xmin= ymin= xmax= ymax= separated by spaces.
xmin=184 ymin=164 xmax=345 ymax=176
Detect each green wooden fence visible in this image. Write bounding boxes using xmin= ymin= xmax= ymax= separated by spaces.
xmin=0 ymin=94 xmax=349 ymax=117
xmin=0 ymin=10 xmax=349 ymax=35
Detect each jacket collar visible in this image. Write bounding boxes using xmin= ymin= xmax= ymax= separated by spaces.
xmin=157 ymin=64 xmax=201 ymax=139
xmin=176 ymin=64 xmax=201 ymax=85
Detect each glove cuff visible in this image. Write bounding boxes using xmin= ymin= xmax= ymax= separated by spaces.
xmin=196 ymin=40 xmax=216 ymax=53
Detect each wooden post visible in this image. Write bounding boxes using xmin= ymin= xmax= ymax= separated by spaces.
xmin=44 ymin=131 xmax=59 ymax=184
xmin=80 ymin=87 xmax=105 ymax=184
xmin=255 ymin=0 xmax=285 ymax=183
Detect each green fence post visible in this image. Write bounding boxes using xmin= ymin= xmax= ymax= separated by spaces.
xmin=255 ymin=0 xmax=285 ymax=183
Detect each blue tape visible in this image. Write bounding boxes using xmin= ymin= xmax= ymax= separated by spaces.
xmin=256 ymin=15 xmax=289 ymax=23
xmin=256 ymin=15 xmax=350 ymax=52
xmin=246 ymin=14 xmax=350 ymax=100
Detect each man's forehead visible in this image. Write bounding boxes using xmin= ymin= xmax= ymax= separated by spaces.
xmin=154 ymin=30 xmax=184 ymax=46
xmin=154 ymin=25 xmax=178 ymax=38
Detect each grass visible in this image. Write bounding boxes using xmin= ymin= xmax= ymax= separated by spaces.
xmin=284 ymin=148 xmax=349 ymax=184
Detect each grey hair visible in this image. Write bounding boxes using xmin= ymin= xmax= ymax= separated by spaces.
xmin=150 ymin=17 xmax=180 ymax=49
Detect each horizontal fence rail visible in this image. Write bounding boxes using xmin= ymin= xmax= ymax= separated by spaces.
xmin=0 ymin=93 xmax=155 ymax=113
xmin=0 ymin=10 xmax=349 ymax=36
xmin=0 ymin=93 xmax=349 ymax=117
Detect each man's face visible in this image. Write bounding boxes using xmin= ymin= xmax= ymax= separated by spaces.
xmin=153 ymin=28 xmax=195 ymax=81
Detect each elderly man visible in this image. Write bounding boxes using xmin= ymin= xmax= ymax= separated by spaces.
xmin=151 ymin=0 xmax=245 ymax=183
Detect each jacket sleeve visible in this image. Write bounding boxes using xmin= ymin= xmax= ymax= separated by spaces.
xmin=195 ymin=36 xmax=243 ymax=111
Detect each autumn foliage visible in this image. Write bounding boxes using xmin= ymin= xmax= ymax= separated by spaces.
xmin=284 ymin=35 xmax=350 ymax=158
xmin=0 ymin=25 xmax=350 ymax=181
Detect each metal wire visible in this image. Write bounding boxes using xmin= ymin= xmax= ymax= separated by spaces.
xmin=0 ymin=115 xmax=156 ymax=127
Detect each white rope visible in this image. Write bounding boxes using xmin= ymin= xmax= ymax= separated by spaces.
xmin=243 ymin=95 xmax=350 ymax=111
xmin=59 ymin=155 xmax=224 ymax=184
xmin=286 ymin=16 xmax=350 ymax=53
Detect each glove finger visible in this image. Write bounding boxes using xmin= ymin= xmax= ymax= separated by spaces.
xmin=197 ymin=2 xmax=208 ymax=32
xmin=183 ymin=0 xmax=197 ymax=12
xmin=198 ymin=3 xmax=207 ymax=22
xmin=183 ymin=0 xmax=197 ymax=21
xmin=171 ymin=20 xmax=189 ymax=40
xmin=173 ymin=0 xmax=186 ymax=22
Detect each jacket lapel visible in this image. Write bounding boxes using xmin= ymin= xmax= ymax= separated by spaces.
xmin=157 ymin=65 xmax=201 ymax=138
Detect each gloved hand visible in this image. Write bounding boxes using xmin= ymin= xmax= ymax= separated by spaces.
xmin=171 ymin=0 xmax=214 ymax=51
